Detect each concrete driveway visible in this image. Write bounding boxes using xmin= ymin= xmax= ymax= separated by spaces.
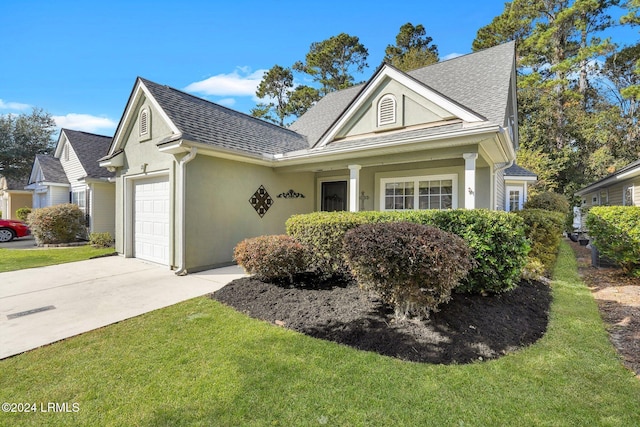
xmin=0 ymin=256 xmax=246 ymax=359
xmin=0 ymin=235 xmax=37 ymax=249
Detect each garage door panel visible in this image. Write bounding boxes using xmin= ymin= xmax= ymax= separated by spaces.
xmin=133 ymin=176 xmax=169 ymax=265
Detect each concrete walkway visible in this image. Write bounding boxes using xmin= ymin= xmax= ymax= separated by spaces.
xmin=0 ymin=256 xmax=247 ymax=359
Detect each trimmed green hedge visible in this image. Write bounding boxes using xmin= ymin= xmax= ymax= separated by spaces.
xmin=234 ymin=234 xmax=308 ymax=282
xmin=515 ymin=208 xmax=566 ymax=275
xmin=286 ymin=210 xmax=528 ymax=294
xmin=586 ymin=206 xmax=640 ymax=277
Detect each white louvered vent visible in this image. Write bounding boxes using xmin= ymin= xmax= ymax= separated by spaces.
xmin=377 ymin=95 xmax=396 ymax=127
xmin=139 ymin=108 xmax=149 ymax=137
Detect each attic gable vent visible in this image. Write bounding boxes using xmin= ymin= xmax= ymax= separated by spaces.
xmin=377 ymin=95 xmax=397 ymax=127
xmin=139 ymin=108 xmax=150 ymax=140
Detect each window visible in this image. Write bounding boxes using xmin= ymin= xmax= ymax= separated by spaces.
xmin=72 ymin=190 xmax=86 ymax=211
xmin=381 ymin=175 xmax=456 ymax=211
xmin=506 ymin=185 xmax=523 ymax=211
xmin=600 ymin=190 xmax=608 ymax=205
xmin=624 ymin=185 xmax=634 ymax=206
xmin=139 ymin=108 xmax=150 ymax=140
xmin=377 ymin=94 xmax=397 ymax=127
xmin=509 ymin=190 xmax=521 ymax=211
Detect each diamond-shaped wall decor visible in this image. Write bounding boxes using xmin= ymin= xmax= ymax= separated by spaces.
xmin=249 ymin=185 xmax=273 ymax=218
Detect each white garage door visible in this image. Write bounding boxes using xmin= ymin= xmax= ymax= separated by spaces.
xmin=133 ymin=176 xmax=170 ymax=265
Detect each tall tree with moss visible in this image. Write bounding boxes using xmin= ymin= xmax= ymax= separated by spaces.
xmin=293 ymin=33 xmax=369 ymax=96
xmin=0 ymin=108 xmax=55 ymax=183
xmin=384 ymin=23 xmax=439 ymax=71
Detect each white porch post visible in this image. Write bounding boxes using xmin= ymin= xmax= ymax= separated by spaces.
xmin=348 ymin=164 xmax=361 ymax=212
xmin=463 ymin=153 xmax=478 ymax=209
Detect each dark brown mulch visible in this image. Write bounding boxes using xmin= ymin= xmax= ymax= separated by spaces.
xmin=570 ymin=241 xmax=640 ymax=378
xmin=211 ymin=274 xmax=551 ymax=364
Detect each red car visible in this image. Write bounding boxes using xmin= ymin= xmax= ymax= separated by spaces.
xmin=0 ymin=219 xmax=31 ymax=243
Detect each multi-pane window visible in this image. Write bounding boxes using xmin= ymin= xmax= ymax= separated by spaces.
xmin=72 ymin=190 xmax=86 ymax=211
xmin=382 ymin=175 xmax=455 ymax=210
xmin=509 ymin=190 xmax=521 ymax=212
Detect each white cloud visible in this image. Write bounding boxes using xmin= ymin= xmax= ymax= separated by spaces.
xmin=184 ymin=67 xmax=267 ymax=96
xmin=53 ymin=113 xmax=117 ymax=134
xmin=216 ymin=98 xmax=237 ymax=107
xmin=441 ymin=53 xmax=464 ymax=61
xmin=0 ymin=99 xmax=31 ymax=110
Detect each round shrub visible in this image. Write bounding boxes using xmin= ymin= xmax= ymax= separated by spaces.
xmin=286 ymin=212 xmax=367 ymax=277
xmin=344 ymin=222 xmax=473 ymax=320
xmin=16 ymin=207 xmax=31 ymax=222
xmin=234 ymin=234 xmax=308 ymax=282
xmin=89 ymin=232 xmax=114 ymax=248
xmin=524 ymin=192 xmax=570 ymax=215
xmin=27 ymin=203 xmax=86 ymax=244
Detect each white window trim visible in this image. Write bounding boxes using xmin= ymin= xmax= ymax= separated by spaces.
xmin=377 ymin=94 xmax=397 ymax=127
xmin=623 ymin=184 xmax=634 ymax=206
xmin=380 ymin=174 xmax=458 ymax=211
xmin=505 ymin=185 xmax=524 ymax=212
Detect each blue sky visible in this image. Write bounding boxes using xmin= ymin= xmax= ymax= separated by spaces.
xmin=1 ymin=0 xmax=637 ymax=136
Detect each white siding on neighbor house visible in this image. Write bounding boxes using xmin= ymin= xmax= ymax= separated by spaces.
xmin=90 ymin=182 xmax=115 ymax=235
xmin=60 ymin=143 xmax=87 ymax=184
xmin=50 ymin=186 xmax=70 ymax=206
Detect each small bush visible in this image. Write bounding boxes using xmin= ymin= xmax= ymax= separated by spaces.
xmin=234 ymin=235 xmax=308 ymax=282
xmin=344 ymin=222 xmax=472 ymax=319
xmin=89 ymin=232 xmax=114 ymax=248
xmin=27 ymin=203 xmax=86 ymax=244
xmin=285 ymin=212 xmax=367 ymax=276
xmin=586 ymin=206 xmax=640 ymax=277
xmin=16 ymin=207 xmax=31 ymax=222
xmin=524 ymin=192 xmax=570 ymax=215
xmin=516 ymin=208 xmax=566 ymax=275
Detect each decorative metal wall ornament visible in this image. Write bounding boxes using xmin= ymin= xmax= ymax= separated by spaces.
xmin=249 ymin=185 xmax=273 ymax=218
xmin=277 ymin=189 xmax=306 ymax=199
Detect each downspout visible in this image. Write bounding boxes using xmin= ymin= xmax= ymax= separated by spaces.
xmin=175 ymin=147 xmax=198 ymax=276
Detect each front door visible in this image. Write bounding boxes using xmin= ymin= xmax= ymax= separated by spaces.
xmin=321 ymin=181 xmax=347 ymax=212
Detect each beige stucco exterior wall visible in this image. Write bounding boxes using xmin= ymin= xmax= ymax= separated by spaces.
xmin=112 ymin=96 xmax=177 ymax=262
xmin=184 ymin=156 xmax=315 ymax=271
xmin=90 ymin=182 xmax=115 ymax=235
xmin=338 ymin=78 xmax=453 ymax=138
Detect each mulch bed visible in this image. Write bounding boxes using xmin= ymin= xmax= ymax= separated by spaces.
xmin=212 ymin=273 xmax=551 ymax=364
xmin=570 ymin=241 xmax=640 ymax=379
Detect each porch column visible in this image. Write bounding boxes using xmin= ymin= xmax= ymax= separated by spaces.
xmin=348 ymin=164 xmax=361 ymax=212
xmin=463 ymin=153 xmax=478 ymax=209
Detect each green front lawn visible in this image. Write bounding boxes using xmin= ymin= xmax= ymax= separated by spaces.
xmin=1 ymin=241 xmax=638 ymax=426
xmin=0 ymin=246 xmax=115 ymax=272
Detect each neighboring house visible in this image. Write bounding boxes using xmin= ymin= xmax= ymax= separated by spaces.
xmin=0 ymin=176 xmax=32 ymax=220
xmin=99 ymin=41 xmax=534 ymax=273
xmin=576 ymin=159 xmax=640 ymax=208
xmin=503 ymin=164 xmax=537 ymax=211
xmin=25 ymin=129 xmax=115 ymax=235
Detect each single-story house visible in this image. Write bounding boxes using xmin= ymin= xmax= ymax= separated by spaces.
xmin=576 ymin=159 xmax=640 ymax=208
xmin=0 ymin=176 xmax=32 ymax=220
xmin=99 ymin=41 xmax=534 ymax=273
xmin=25 ymin=129 xmax=116 ymax=235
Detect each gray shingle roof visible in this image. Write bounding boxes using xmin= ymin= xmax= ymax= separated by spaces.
xmin=290 ymin=41 xmax=516 ymax=146
xmin=576 ymin=158 xmax=640 ymax=195
xmin=504 ymin=163 xmax=537 ymax=177
xmin=140 ymin=78 xmax=309 ymax=156
xmin=36 ymin=155 xmax=68 ymax=184
xmin=62 ymin=129 xmax=114 ymax=179
xmin=1 ymin=176 xmax=30 ymax=191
